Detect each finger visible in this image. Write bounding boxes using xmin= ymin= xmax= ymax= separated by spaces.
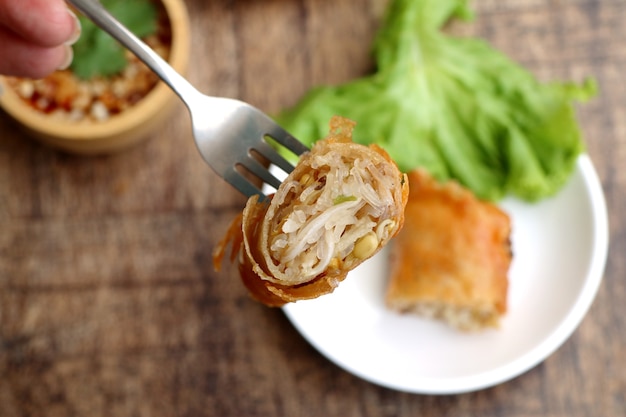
xmin=0 ymin=0 xmax=79 ymax=47
xmin=0 ymin=26 xmax=71 ymax=78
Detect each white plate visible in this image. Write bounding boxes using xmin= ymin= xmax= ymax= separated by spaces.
xmin=282 ymin=155 xmax=609 ymax=394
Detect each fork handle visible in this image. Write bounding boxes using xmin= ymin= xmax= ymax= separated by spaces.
xmin=66 ymin=0 xmax=200 ymax=106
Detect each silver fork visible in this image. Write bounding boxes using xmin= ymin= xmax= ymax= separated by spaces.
xmin=67 ymin=0 xmax=309 ymax=200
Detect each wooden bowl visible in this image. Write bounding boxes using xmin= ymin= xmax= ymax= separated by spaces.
xmin=0 ymin=0 xmax=190 ymax=154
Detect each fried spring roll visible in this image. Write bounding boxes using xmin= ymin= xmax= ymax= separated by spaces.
xmin=214 ymin=116 xmax=409 ymax=306
xmin=385 ymin=169 xmax=512 ymax=331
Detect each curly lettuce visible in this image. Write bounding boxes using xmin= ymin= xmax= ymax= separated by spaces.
xmin=275 ymin=0 xmax=596 ymax=201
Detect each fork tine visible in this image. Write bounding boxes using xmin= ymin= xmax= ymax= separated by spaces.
xmin=272 ymin=133 xmax=309 ymax=156
xmin=263 ymin=120 xmax=309 ymax=156
xmin=223 ymin=169 xmax=269 ymax=202
xmin=254 ymin=141 xmax=298 ymax=174
xmin=238 ymin=154 xmax=283 ymax=190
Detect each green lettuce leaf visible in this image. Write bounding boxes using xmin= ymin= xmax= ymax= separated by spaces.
xmin=275 ymin=0 xmax=596 ymax=201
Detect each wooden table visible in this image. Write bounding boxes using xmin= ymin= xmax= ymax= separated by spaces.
xmin=1 ymin=1 xmax=624 ymax=416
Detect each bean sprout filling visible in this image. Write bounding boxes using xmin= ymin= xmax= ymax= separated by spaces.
xmin=269 ymin=151 xmax=399 ymax=281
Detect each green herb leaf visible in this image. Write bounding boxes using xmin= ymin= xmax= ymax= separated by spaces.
xmin=333 ymin=195 xmax=358 ymax=205
xmin=275 ymin=0 xmax=596 ymax=202
xmin=71 ymin=0 xmax=158 ymax=79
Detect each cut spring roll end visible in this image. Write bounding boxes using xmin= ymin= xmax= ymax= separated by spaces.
xmin=213 ymin=116 xmax=409 ymax=307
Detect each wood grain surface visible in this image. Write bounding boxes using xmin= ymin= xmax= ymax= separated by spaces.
xmin=1 ymin=0 xmax=625 ymax=416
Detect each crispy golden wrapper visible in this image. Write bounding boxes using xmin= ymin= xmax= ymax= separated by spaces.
xmin=214 ymin=116 xmax=409 ymax=306
xmin=385 ymin=169 xmax=512 ymax=330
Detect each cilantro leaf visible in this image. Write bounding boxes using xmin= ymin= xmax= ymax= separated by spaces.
xmin=71 ymin=0 xmax=157 ymax=79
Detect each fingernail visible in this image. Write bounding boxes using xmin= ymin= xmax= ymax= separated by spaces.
xmin=57 ymin=44 xmax=74 ymax=71
xmin=65 ymin=8 xmax=82 ymax=46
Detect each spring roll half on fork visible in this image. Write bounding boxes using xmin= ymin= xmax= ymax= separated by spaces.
xmin=213 ymin=116 xmax=409 ymax=306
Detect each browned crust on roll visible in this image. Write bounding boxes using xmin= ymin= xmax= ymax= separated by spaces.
xmin=385 ymin=169 xmax=512 ymax=330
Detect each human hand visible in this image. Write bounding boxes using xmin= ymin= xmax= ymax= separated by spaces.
xmin=0 ymin=0 xmax=81 ymax=78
